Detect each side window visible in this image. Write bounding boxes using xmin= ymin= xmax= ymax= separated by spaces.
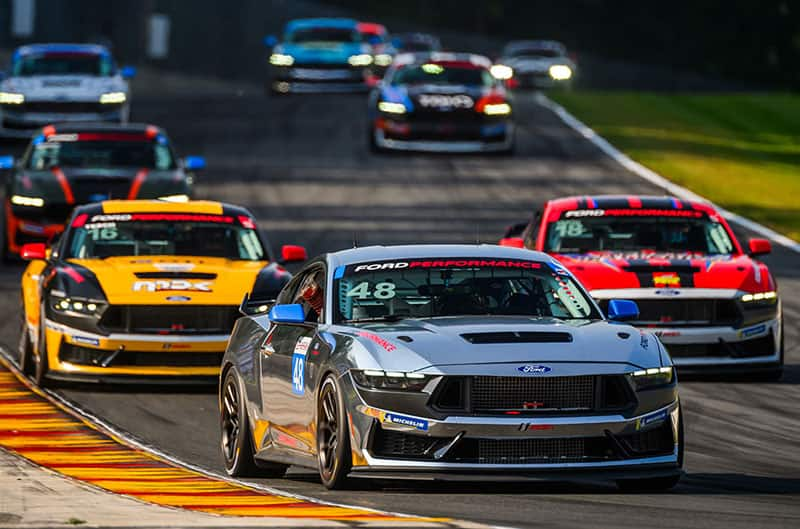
xmin=524 ymin=210 xmax=542 ymax=249
xmin=293 ymin=266 xmax=326 ymax=323
xmin=275 ymin=273 xmax=305 ymax=306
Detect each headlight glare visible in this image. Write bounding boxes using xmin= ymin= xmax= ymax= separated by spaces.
xmin=549 ymin=64 xmax=573 ymax=81
xmin=490 ymin=64 xmax=514 ymax=80
xmin=351 ymin=369 xmax=433 ymax=391
xmin=99 ymin=92 xmax=126 ymax=104
xmin=348 ymin=54 xmax=373 ymax=66
xmin=51 ymin=293 xmax=105 ymax=317
xmin=629 ymin=366 xmax=674 ymax=390
xmin=374 ymin=54 xmax=393 ymax=67
xmin=483 ymin=102 xmax=512 ymax=115
xmin=269 ymin=53 xmax=294 ymax=66
xmin=378 ymin=101 xmax=407 ymax=114
xmin=0 ymin=91 xmax=25 ymax=104
xmin=741 ymin=291 xmax=777 ymax=303
xmin=11 ymin=195 xmax=45 ymax=207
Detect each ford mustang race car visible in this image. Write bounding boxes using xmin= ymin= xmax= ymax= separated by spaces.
xmin=219 ymin=245 xmax=682 ymax=491
xmin=499 ymin=195 xmax=782 ymax=378
xmin=0 ymin=43 xmax=135 ymax=137
xmin=18 ymin=199 xmax=307 ymax=385
xmin=357 ymin=22 xmax=396 ymax=76
xmin=495 ymin=40 xmax=576 ymax=89
xmin=265 ymin=18 xmax=373 ymax=94
xmin=0 ymin=123 xmax=204 ymax=260
xmin=368 ymin=53 xmax=515 ymax=153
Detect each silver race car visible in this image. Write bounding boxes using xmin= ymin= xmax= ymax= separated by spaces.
xmin=219 ymin=245 xmax=683 ymax=490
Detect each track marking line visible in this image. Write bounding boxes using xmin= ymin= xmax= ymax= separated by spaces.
xmin=0 ymin=355 xmax=458 ymax=525
xmin=537 ymin=93 xmax=800 ymax=254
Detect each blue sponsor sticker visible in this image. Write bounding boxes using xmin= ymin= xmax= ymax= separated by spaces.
xmin=383 ymin=412 xmax=428 ymax=431
xmin=72 ymin=335 xmax=100 ymax=347
xmin=518 ymin=364 xmax=552 ymax=374
xmin=740 ymin=323 xmax=767 ymax=338
xmin=636 ymin=409 xmax=668 ymax=430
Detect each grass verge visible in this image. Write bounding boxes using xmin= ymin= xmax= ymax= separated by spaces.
xmin=549 ymin=91 xmax=800 ymax=241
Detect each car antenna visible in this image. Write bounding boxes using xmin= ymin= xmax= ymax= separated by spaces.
xmin=352 ymin=231 xmax=359 ymax=248
xmin=475 ymin=224 xmax=481 ymax=244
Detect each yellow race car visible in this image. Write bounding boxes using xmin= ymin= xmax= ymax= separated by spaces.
xmin=18 ymin=199 xmax=307 ymax=385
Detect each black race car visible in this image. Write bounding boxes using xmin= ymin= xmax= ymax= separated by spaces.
xmin=0 ymin=123 xmax=204 ymax=260
xmin=367 ymin=53 xmax=515 ymax=153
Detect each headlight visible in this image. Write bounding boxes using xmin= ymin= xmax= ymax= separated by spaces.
xmin=490 ymin=64 xmax=514 ymax=80
xmin=378 ymin=101 xmax=407 ymax=114
xmin=50 ymin=292 xmax=105 ymax=318
xmin=629 ymin=366 xmax=674 ymax=390
xmin=483 ymin=102 xmax=512 ymax=115
xmin=373 ymin=54 xmax=393 ymax=67
xmin=158 ymin=194 xmax=190 ymax=202
xmin=10 ymin=195 xmax=44 ymax=207
xmin=99 ymin=92 xmax=126 ymax=104
xmin=0 ymin=91 xmax=25 ymax=104
xmin=351 ymin=369 xmax=434 ymax=392
xmin=741 ymin=291 xmax=777 ymax=303
xmin=269 ymin=53 xmax=294 ymax=66
xmin=348 ymin=54 xmax=373 ymax=67
xmin=549 ymin=64 xmax=573 ymax=81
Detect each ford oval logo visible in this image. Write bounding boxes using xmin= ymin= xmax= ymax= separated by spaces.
xmin=166 ymin=295 xmax=191 ymax=302
xmin=518 ymin=364 xmax=552 ymax=374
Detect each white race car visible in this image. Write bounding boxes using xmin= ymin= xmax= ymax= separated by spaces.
xmin=497 ymin=40 xmax=576 ymax=89
xmin=0 ymin=43 xmax=135 ymax=137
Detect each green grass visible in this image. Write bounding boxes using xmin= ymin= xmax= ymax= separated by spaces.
xmin=549 ymin=91 xmax=800 ymax=241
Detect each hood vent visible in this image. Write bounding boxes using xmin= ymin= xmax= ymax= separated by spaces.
xmin=461 ymin=332 xmax=573 ymax=344
xmin=623 ymin=264 xmax=699 ymax=274
xmin=134 ymin=272 xmax=217 ymax=280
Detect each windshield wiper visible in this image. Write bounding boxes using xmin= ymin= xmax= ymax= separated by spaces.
xmin=345 ymin=314 xmax=408 ymax=324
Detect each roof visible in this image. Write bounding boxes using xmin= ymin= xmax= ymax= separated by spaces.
xmin=504 ymin=40 xmax=566 ymax=52
xmin=72 ymin=200 xmax=254 ymax=218
xmin=285 ymin=18 xmax=358 ymax=31
xmin=393 ymin=52 xmax=491 ymax=68
xmin=14 ymin=43 xmax=110 ymax=58
xmin=41 ymin=123 xmax=165 ymax=135
xmin=546 ymin=195 xmax=717 ymax=215
xmin=326 ymin=244 xmax=553 ymax=268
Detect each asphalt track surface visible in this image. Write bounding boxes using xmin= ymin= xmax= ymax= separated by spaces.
xmin=1 ymin=81 xmax=799 ymax=528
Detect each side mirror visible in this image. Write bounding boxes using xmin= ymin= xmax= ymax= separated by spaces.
xmin=281 ymin=244 xmax=307 ymax=263
xmin=268 ymin=303 xmax=305 ymax=324
xmin=263 ymin=35 xmax=278 ymax=48
xmin=748 ymin=238 xmax=771 ymax=257
xmin=607 ymin=299 xmax=639 ymax=321
xmin=121 ymin=65 xmax=137 ymax=79
xmin=498 ymin=237 xmax=525 ymax=248
xmin=21 ymin=243 xmax=47 ymax=260
xmin=0 ymin=155 xmax=14 ymax=169
xmin=183 ymin=156 xmax=206 ymax=170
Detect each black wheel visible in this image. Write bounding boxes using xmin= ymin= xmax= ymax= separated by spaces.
xmin=33 ymin=317 xmax=50 ymax=387
xmin=220 ymin=369 xmax=287 ymax=478
xmin=368 ymin=128 xmax=384 ymax=154
xmin=1 ymin=214 xmax=15 ymax=264
xmin=316 ymin=375 xmax=352 ymax=489
xmin=18 ymin=314 xmax=34 ymax=376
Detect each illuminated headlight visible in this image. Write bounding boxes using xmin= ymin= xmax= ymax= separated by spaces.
xmin=99 ymin=92 xmax=126 ymax=104
xmin=549 ymin=64 xmax=573 ymax=81
xmin=0 ymin=91 xmax=25 ymax=104
xmin=629 ymin=366 xmax=674 ymax=390
xmin=269 ymin=53 xmax=294 ymax=66
xmin=373 ymin=54 xmax=393 ymax=67
xmin=378 ymin=101 xmax=407 ymax=114
xmin=158 ymin=194 xmax=190 ymax=202
xmin=490 ymin=64 xmax=514 ymax=80
xmin=11 ymin=195 xmax=44 ymax=207
xmin=348 ymin=54 xmax=373 ymax=67
xmin=51 ymin=293 xmax=105 ymax=317
xmin=483 ymin=102 xmax=512 ymax=115
xmin=741 ymin=291 xmax=777 ymax=303
xmin=351 ymin=369 xmax=434 ymax=392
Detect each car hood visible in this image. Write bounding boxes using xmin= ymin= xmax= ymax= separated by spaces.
xmin=334 ymin=316 xmax=660 ymax=375
xmin=67 ymin=256 xmax=267 ymax=305
xmin=552 ymin=251 xmax=774 ymax=294
xmin=381 ymin=84 xmax=490 ymax=112
xmin=15 ymin=167 xmax=187 ymax=204
xmin=277 ymin=42 xmax=366 ymax=64
xmin=2 ymin=75 xmax=127 ymax=100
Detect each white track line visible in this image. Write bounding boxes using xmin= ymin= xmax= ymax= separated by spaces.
xmin=536 ymin=93 xmax=800 ymax=254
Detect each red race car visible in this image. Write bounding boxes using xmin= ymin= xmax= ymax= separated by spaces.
xmin=500 ymin=195 xmax=783 ymax=378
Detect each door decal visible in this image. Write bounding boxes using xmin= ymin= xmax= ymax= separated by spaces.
xmin=291 ymin=336 xmax=312 ymax=396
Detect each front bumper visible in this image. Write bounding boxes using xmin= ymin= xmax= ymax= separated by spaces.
xmin=0 ymin=103 xmax=125 ymax=137
xmin=373 ymin=123 xmax=515 ymax=153
xmin=270 ymin=65 xmax=370 ymax=93
xmin=42 ymin=319 xmax=225 ymax=378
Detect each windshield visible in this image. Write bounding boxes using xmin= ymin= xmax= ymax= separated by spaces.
xmin=27 ymin=138 xmax=176 ymax=170
xmin=66 ymin=214 xmax=265 ymax=260
xmin=545 ymin=210 xmax=736 ymax=255
xmin=391 ymin=64 xmax=494 ymax=86
xmin=510 ymin=49 xmax=562 ymax=59
xmin=334 ymin=258 xmax=600 ymax=323
xmin=12 ymin=53 xmax=113 ymax=77
xmin=287 ymin=27 xmax=357 ymax=43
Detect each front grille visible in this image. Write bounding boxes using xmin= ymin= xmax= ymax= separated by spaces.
xmin=100 ymin=305 xmax=239 ymax=334
xmin=70 ymin=178 xmax=133 ymax=202
xmin=598 ymin=298 xmax=741 ymax=327
xmin=446 ymin=436 xmax=616 ymax=464
xmin=12 ymin=101 xmax=117 ymax=113
xmin=371 ymin=428 xmax=446 ymax=460
xmin=666 ymin=334 xmax=775 ymax=358
xmin=471 ymin=375 xmax=595 ymax=412
xmin=59 ymin=343 xmax=222 ymax=367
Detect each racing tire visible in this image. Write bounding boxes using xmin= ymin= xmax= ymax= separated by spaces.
xmin=18 ymin=314 xmax=34 ymax=376
xmin=316 ymin=374 xmax=353 ymax=489
xmin=220 ymin=369 xmax=285 ymax=477
xmin=368 ymin=128 xmax=385 ymax=154
xmin=0 ymin=214 xmax=15 ymax=264
xmin=33 ymin=311 xmax=51 ymax=387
